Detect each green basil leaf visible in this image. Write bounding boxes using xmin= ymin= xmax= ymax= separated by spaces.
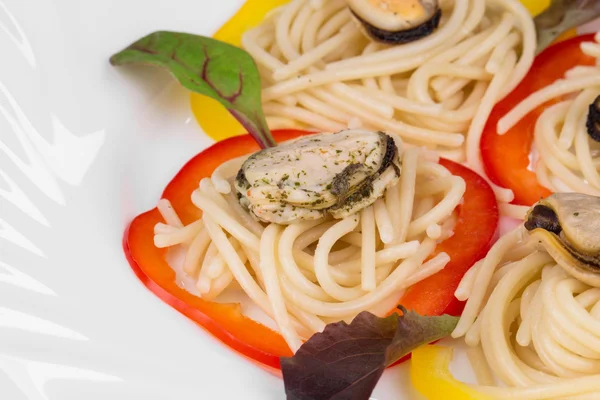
xmin=280 ymin=306 xmax=459 ymax=400
xmin=110 ymin=31 xmax=276 ymax=148
xmin=535 ymin=0 xmax=600 ymax=54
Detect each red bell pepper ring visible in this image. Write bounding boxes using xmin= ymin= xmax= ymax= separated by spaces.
xmin=481 ymin=34 xmax=596 ymax=206
xmin=124 ymin=129 xmax=498 ymax=371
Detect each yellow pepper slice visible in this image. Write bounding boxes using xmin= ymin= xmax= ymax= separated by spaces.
xmin=191 ymin=0 xmax=290 ymax=142
xmin=410 ymin=345 xmax=494 ymax=400
xmin=520 ymin=0 xmax=550 ymax=17
xmin=213 ymin=0 xmax=290 ymax=47
xmin=190 ymin=90 xmax=245 ymax=142
xmin=191 ymin=0 xmax=555 ymax=142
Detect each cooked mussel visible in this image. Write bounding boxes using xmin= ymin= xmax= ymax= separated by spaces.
xmin=525 ymin=193 xmax=600 ymax=287
xmin=347 ymin=0 xmax=441 ymax=44
xmin=235 ymin=129 xmax=401 ymax=224
xmin=586 ymin=95 xmax=600 ymax=142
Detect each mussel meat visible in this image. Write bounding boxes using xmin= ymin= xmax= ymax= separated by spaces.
xmin=525 ymin=193 xmax=600 ymax=287
xmin=586 ymin=94 xmax=600 ymax=142
xmin=235 ymin=129 xmax=401 ymax=224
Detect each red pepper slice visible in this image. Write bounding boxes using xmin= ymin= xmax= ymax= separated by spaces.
xmin=124 ymin=129 xmax=498 ymax=371
xmin=480 ymin=34 xmax=596 ymax=206
xmin=124 ymin=129 xmax=307 ymax=373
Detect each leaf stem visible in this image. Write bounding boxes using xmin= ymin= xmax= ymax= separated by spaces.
xmin=229 ymin=109 xmax=277 ymax=148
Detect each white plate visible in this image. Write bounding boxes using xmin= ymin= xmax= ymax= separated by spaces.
xmin=3 ymin=1 xmax=599 ymax=399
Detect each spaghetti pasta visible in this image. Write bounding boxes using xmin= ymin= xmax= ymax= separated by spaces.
xmin=453 ymin=218 xmax=600 ymax=398
xmin=496 ymin=35 xmax=600 ymax=198
xmin=155 ymin=140 xmax=463 ymax=351
xmin=241 ymin=0 xmax=535 ymax=173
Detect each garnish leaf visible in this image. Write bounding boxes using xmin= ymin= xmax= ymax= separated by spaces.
xmin=535 ymin=0 xmax=600 ymax=54
xmin=281 ymin=306 xmax=459 ymax=400
xmin=110 ymin=31 xmax=276 ymax=148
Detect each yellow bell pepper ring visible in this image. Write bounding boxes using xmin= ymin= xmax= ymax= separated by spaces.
xmin=410 ymin=345 xmax=494 ymax=400
xmin=192 ymin=0 xmax=550 ymax=143
xmin=213 ymin=0 xmax=290 ymax=47
xmin=520 ymin=0 xmax=550 ymax=17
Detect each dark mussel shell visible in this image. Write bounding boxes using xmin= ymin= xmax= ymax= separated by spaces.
xmin=352 ymin=8 xmax=442 ymax=45
xmin=586 ymin=94 xmax=600 ymax=142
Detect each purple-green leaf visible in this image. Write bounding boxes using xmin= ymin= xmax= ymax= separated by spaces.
xmin=280 ymin=306 xmax=458 ymax=400
xmin=535 ymin=0 xmax=600 ymax=54
xmin=110 ymin=31 xmax=276 ymax=149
